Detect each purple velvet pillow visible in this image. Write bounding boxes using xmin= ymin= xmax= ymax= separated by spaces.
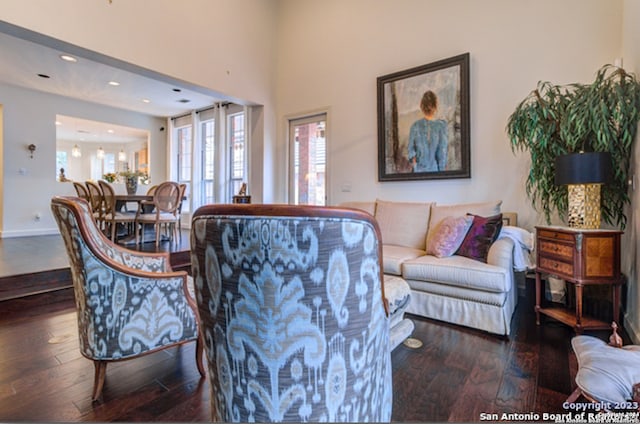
xmin=455 ymin=213 xmax=503 ymax=262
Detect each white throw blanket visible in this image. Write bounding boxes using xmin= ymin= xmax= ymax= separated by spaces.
xmin=498 ymin=225 xmax=534 ymax=271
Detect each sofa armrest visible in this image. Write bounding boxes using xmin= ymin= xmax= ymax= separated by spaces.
xmin=487 ymin=237 xmax=515 ymax=271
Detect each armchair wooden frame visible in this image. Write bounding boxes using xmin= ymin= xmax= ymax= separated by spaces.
xmin=51 ymin=196 xmax=205 ymax=400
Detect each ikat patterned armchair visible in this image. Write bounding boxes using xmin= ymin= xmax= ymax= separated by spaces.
xmin=50 ymin=196 xmax=205 ymax=401
xmin=190 ymin=204 xmax=393 ymax=422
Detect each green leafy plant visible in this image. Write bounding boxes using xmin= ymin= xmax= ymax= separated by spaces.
xmin=117 ymin=169 xmax=148 ymax=181
xmin=507 ymin=65 xmax=640 ymax=229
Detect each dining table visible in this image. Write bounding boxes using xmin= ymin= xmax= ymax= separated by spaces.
xmin=115 ymin=194 xmax=154 ymax=214
xmin=113 ymin=194 xmax=186 ymax=244
xmin=114 ymin=194 xmax=186 ymax=211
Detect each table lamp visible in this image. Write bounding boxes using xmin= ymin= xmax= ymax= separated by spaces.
xmin=555 ymin=152 xmax=612 ymax=229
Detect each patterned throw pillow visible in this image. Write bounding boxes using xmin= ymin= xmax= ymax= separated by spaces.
xmin=425 ymin=215 xmax=474 ymax=258
xmin=456 ymin=213 xmax=504 ymax=262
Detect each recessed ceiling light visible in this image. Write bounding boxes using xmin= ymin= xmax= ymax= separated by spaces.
xmin=108 ymin=81 xmax=120 ymax=86
xmin=178 ymin=99 xmax=191 ymax=103
xmin=173 ymin=88 xmax=182 ymax=92
xmin=107 ymin=129 xmax=114 ymax=134
xmin=37 ymin=73 xmax=50 ymax=79
xmin=142 ymin=99 xmax=150 ymax=103
xmin=59 ymin=54 xmax=77 ymax=63
xmin=55 ymin=121 xmax=61 ymax=126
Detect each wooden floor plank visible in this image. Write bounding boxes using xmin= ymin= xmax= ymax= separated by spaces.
xmin=0 ymin=277 xmax=628 ymax=422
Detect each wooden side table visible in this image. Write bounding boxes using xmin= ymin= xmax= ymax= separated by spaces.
xmin=534 ymin=226 xmax=623 ymax=333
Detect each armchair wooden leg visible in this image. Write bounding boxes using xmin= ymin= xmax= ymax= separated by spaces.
xmin=196 ymin=333 xmax=206 ymax=377
xmin=92 ymin=360 xmax=107 ymax=401
xmin=566 ymin=386 xmax=583 ymax=403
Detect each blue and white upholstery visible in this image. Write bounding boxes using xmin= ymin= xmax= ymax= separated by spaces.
xmin=191 ymin=204 xmax=392 ymax=422
xmin=50 ymin=196 xmax=204 ymax=400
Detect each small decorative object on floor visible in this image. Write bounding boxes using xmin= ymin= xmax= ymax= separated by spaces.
xmin=403 ymin=337 xmax=423 ymax=349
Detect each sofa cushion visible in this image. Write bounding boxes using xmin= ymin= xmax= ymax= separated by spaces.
xmin=375 ymin=199 xmax=433 ymax=250
xmin=406 ymin=278 xmax=507 ymax=306
xmin=456 ymin=213 xmax=503 ymax=263
xmin=382 ymin=244 xmax=426 ymax=275
xmin=383 ymin=274 xmax=412 ymax=328
xmin=339 ymin=201 xmax=376 ymax=216
xmin=428 ymin=200 xmax=502 ymax=239
xmin=402 ymin=254 xmax=510 ymax=293
xmin=426 ymin=215 xmax=473 ymax=258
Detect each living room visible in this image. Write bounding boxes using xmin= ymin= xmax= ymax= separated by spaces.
xmin=1 ymin=0 xmax=640 ymax=421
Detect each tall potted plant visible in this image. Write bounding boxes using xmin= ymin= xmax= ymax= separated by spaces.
xmin=507 ymin=65 xmax=640 ymax=229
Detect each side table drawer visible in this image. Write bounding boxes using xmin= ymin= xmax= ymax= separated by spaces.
xmin=538 ymin=240 xmax=574 ymax=261
xmin=539 ymin=256 xmax=574 ymax=277
xmin=538 ymin=229 xmax=574 ymax=242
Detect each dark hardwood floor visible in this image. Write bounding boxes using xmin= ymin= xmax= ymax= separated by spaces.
xmin=0 ymin=278 xmax=623 ymax=422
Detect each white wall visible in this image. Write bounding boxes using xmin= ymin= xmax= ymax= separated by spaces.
xmin=0 ymin=82 xmax=165 ymax=237
xmin=275 ymin=0 xmax=623 ymax=231
xmin=0 ymin=0 xmax=279 ymax=205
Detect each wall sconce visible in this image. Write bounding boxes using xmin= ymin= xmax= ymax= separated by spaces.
xmin=27 ymin=143 xmax=36 ymax=159
xmin=96 ymin=146 xmax=105 ymax=159
xmin=72 ymin=144 xmax=82 ymax=158
xmin=555 ymin=151 xmax=612 ymax=229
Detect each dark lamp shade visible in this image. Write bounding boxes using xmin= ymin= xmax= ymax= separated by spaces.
xmin=555 ymin=152 xmax=612 ymax=185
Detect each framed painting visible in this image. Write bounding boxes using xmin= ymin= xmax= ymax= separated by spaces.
xmin=377 ymin=53 xmax=470 ymax=181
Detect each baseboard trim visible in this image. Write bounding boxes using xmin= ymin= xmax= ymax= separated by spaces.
xmin=1 ymin=228 xmax=60 ymax=238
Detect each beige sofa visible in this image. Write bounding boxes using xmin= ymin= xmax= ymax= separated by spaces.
xmin=341 ymin=199 xmax=522 ymax=336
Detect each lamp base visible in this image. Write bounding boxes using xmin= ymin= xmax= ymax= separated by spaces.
xmin=567 ymin=184 xmax=601 ymax=229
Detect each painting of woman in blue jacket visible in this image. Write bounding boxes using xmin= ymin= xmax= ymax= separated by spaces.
xmin=408 ymin=90 xmax=448 ymax=172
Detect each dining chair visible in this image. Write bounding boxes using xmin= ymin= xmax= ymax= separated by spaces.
xmin=72 ymin=181 xmax=90 ymax=201
xmin=176 ymin=183 xmax=187 ymax=242
xmin=135 ymin=181 xmax=181 ymax=246
xmin=85 ymin=180 xmax=105 ymax=230
xmin=98 ymin=180 xmax=137 ymax=242
xmin=190 ymin=204 xmax=393 ymax=422
xmin=50 ymin=195 xmax=205 ymax=400
xmin=140 ymin=184 xmax=158 ymax=214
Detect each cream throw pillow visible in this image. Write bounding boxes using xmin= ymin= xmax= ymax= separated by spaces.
xmin=375 ymin=199 xmax=433 ymax=249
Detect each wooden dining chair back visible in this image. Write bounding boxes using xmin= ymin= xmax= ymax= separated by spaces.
xmin=190 ymin=204 xmax=392 ymax=422
xmin=98 ymin=180 xmax=137 ymax=242
xmin=50 ymin=195 xmax=204 ymax=400
xmin=85 ymin=180 xmax=105 ymax=229
xmin=135 ymin=181 xmax=181 ymax=246
xmin=176 ymin=183 xmax=187 ymax=241
xmin=140 ymin=184 xmax=159 ymax=214
xmin=73 ymin=181 xmax=89 ymax=201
